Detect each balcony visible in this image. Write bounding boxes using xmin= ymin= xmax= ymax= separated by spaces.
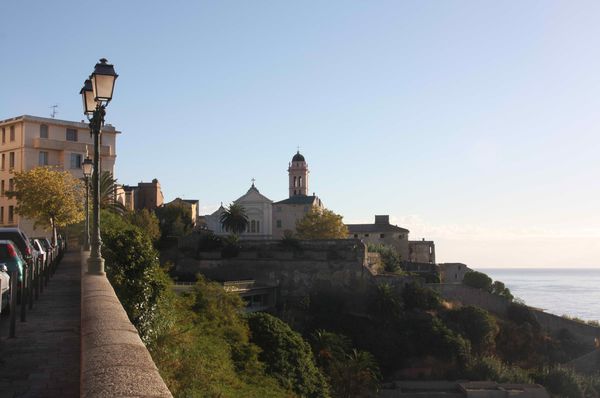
xmin=32 ymin=138 xmax=112 ymax=157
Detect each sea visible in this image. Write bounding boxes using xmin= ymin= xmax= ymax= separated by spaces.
xmin=476 ymin=268 xmax=600 ymax=322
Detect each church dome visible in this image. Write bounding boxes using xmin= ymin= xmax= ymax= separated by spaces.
xmin=292 ymin=151 xmax=305 ymax=162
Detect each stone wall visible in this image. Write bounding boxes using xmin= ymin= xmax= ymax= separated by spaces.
xmin=81 ymin=255 xmax=172 ymax=397
xmin=176 ymin=239 xmax=371 ymax=300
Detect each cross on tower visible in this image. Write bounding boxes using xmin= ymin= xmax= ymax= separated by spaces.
xmin=251 ymin=178 xmax=256 ymax=186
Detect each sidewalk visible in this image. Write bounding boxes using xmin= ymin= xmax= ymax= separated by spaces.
xmin=0 ymin=250 xmax=81 ymax=398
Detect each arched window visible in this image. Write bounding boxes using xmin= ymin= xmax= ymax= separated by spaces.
xmin=256 ymin=221 xmax=260 ymax=233
xmin=251 ymin=220 xmax=256 ymax=233
xmin=293 ymin=176 xmax=297 ymax=187
xmin=299 ymin=176 xmax=303 ymax=187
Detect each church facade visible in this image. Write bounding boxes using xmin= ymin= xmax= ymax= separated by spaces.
xmin=204 ymin=150 xmax=323 ymax=240
xmin=205 ymin=183 xmax=273 ymax=240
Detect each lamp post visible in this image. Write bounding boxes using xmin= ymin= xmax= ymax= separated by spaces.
xmin=80 ymin=58 xmax=118 ymax=275
xmin=82 ymin=153 xmax=93 ymax=252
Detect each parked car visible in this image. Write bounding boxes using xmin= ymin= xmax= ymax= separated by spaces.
xmin=30 ymin=238 xmax=47 ymax=270
xmin=0 ymin=228 xmax=38 ymax=272
xmin=0 ymin=263 xmax=9 ymax=311
xmin=36 ymin=238 xmax=55 ymax=266
xmin=0 ymin=240 xmax=26 ymax=282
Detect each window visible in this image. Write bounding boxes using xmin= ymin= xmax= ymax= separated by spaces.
xmin=256 ymin=221 xmax=260 ymax=233
xmin=40 ymin=124 xmax=49 ymax=138
xmin=1 ymin=154 xmax=4 ymax=170
xmin=9 ymin=126 xmax=15 ymax=142
xmin=364 ymin=234 xmax=370 ymax=237
xmin=1 ymin=180 xmax=4 ymax=196
xmin=250 ymin=220 xmax=256 ymax=233
xmin=39 ymin=151 xmax=49 ymax=166
xmin=8 ymin=206 xmax=14 ymax=223
xmin=299 ymin=176 xmax=303 ymax=187
xmin=276 ymin=220 xmax=282 ymax=228
xmin=66 ymin=128 xmax=78 ymax=142
xmin=0 ymin=207 xmax=3 ymax=223
xmin=8 ymin=178 xmax=14 ymax=191
xmin=293 ymin=176 xmax=297 ymax=187
xmin=70 ymin=153 xmax=82 ymax=169
xmin=380 ymin=234 xmax=385 ymax=238
xmin=9 ymin=152 xmax=15 ymax=169
xmin=354 ymin=234 xmax=358 ymax=238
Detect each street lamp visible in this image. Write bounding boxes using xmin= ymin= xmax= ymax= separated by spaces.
xmin=82 ymin=152 xmax=93 ymax=252
xmin=80 ymin=58 xmax=118 ymax=275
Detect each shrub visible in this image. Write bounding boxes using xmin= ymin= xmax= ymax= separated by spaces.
xmin=445 ymin=306 xmax=499 ymax=355
xmin=463 ymin=270 xmax=493 ymax=291
xmin=465 ymin=356 xmax=531 ymax=383
xmin=533 ymin=367 xmax=585 ymax=398
xmin=402 ymin=282 xmax=442 ymax=311
xmin=195 ymin=231 xmax=223 ymax=252
xmin=368 ymin=244 xmax=402 ymax=273
xmin=247 ymin=312 xmax=330 ymax=397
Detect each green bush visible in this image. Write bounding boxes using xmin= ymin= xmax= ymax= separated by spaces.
xmin=444 ymin=306 xmax=499 ymax=355
xmin=195 ymin=231 xmax=223 ymax=252
xmin=247 ymin=312 xmax=330 ymax=398
xmin=463 ymin=270 xmax=493 ymax=291
xmin=465 ymin=356 xmax=531 ymax=384
xmin=102 ymin=211 xmax=170 ymax=344
xmin=368 ymin=244 xmax=402 ymax=273
xmin=402 ymin=282 xmax=442 ymax=311
xmin=533 ymin=367 xmax=585 ymax=398
xmin=221 ymin=234 xmax=241 ymax=258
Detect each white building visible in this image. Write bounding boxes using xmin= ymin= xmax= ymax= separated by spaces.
xmin=205 ymin=183 xmax=273 ymax=239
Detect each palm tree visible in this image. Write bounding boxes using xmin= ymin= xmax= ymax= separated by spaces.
xmin=219 ymin=203 xmax=249 ymax=235
xmin=88 ymin=170 xmax=127 ymax=214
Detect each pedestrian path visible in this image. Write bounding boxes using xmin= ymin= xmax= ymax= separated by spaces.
xmin=0 ymin=250 xmax=80 ymax=398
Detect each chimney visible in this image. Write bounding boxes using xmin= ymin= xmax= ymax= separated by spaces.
xmin=374 ymin=215 xmax=389 ymax=225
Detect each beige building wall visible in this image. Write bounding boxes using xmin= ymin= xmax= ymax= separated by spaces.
xmin=272 ymin=198 xmax=324 ymax=239
xmin=0 ymin=115 xmax=120 ymax=238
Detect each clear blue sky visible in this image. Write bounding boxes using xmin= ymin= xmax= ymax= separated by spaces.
xmin=1 ymin=1 xmax=599 ymax=267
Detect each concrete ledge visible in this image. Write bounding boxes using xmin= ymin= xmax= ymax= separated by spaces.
xmin=81 ymin=270 xmax=172 ymax=397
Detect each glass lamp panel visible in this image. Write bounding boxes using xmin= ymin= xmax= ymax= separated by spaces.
xmin=82 ymin=159 xmax=93 ymax=177
xmin=84 ymin=89 xmax=97 ymax=114
xmin=91 ymin=74 xmax=116 ymax=102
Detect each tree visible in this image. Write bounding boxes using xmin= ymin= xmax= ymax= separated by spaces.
xmin=8 ymin=167 xmax=84 ymax=244
xmin=219 ymin=203 xmax=249 ymax=235
xmin=296 ymin=208 xmax=348 ymax=239
xmin=311 ymin=330 xmax=380 ymax=398
xmin=155 ymin=201 xmax=193 ymax=240
xmin=126 ymin=209 xmax=161 ymax=243
xmin=98 ymin=170 xmax=127 ymax=214
xmin=445 ymin=306 xmax=499 ymax=355
xmin=463 ymin=270 xmax=493 ymax=291
xmin=247 ymin=312 xmax=330 ymax=398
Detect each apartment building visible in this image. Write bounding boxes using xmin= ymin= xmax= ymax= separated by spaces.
xmin=0 ymin=114 xmax=119 ymax=236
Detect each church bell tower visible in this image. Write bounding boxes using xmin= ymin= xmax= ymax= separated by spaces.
xmin=288 ymin=150 xmax=309 ymax=197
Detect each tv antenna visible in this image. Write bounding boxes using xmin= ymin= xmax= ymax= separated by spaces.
xmin=50 ymin=105 xmax=59 ymax=118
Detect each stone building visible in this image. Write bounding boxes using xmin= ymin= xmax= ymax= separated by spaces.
xmin=164 ymin=197 xmax=200 ymax=227
xmin=272 ymin=151 xmax=324 ymax=239
xmin=439 ymin=263 xmax=470 ymax=283
xmin=116 ymin=178 xmax=164 ymax=211
xmin=409 ymin=239 xmax=436 ymax=264
xmin=347 ymin=215 xmax=410 ymax=260
xmin=0 ymin=114 xmax=119 ymax=236
xmin=205 ymin=182 xmax=273 ymax=239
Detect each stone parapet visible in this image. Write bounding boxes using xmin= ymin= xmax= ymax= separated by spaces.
xmin=81 ymin=265 xmax=172 ymax=397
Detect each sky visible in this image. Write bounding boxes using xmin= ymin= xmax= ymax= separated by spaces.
xmin=1 ymin=1 xmax=599 ymax=267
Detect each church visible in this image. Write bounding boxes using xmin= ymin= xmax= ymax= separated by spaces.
xmin=204 ymin=150 xmax=323 ymax=239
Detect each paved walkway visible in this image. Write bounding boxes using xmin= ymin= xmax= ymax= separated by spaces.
xmin=0 ymin=251 xmax=80 ymax=398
